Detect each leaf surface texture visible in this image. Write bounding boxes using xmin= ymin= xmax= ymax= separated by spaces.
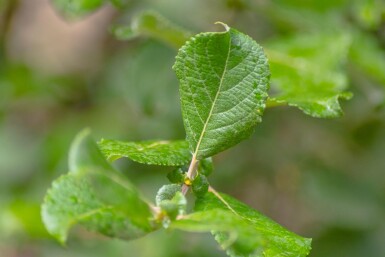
xmin=174 ymin=25 xmax=270 ymax=159
xmin=98 ymin=139 xmax=191 ymax=166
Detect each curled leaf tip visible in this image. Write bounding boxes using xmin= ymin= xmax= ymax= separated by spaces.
xmin=214 ymin=21 xmax=230 ymax=31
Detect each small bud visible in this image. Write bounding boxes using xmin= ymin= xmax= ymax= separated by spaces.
xmin=184 ymin=178 xmax=192 ymax=186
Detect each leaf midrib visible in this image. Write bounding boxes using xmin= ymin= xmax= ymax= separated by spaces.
xmin=193 ymin=31 xmax=232 ymax=158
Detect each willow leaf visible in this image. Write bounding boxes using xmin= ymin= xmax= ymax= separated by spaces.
xmin=97 ymin=139 xmax=191 ymax=166
xmin=171 ymin=191 xmax=311 ymax=257
xmin=42 ymin=130 xmax=155 ymax=244
xmin=174 ymin=23 xmax=270 ymax=159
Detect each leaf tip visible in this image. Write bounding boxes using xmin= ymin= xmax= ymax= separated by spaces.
xmin=214 ymin=21 xmax=230 ymax=31
xmin=68 ymin=128 xmax=92 ymax=171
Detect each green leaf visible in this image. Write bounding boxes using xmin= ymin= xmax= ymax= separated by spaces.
xmin=167 ymin=166 xmax=188 ymax=184
xmin=192 ymin=174 xmax=209 ymax=197
xmin=174 ymin=23 xmax=270 ymax=159
xmin=349 ymin=31 xmax=385 ymax=88
xmin=155 ymin=184 xmax=182 ymax=206
xmin=111 ymin=11 xmax=192 ymax=48
xmin=69 ymin=129 xmax=111 ymax=172
xmin=109 ymin=0 xmax=130 ymax=9
xmin=51 ymin=0 xmax=104 ymax=19
xmin=98 ymin=139 xmax=191 ymax=166
xmin=155 ymin=185 xmax=186 ymax=226
xmin=41 ymin=130 xmax=156 ymax=244
xmin=158 ymin=192 xmax=187 ymax=223
xmin=171 ymin=191 xmax=311 ymax=257
xmin=266 ymin=33 xmax=352 ymax=118
xmin=197 ymin=158 xmax=214 ymax=177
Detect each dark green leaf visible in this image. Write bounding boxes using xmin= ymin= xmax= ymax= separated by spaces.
xmin=192 ymin=174 xmax=209 ymax=197
xmin=266 ymin=33 xmax=352 ymax=118
xmin=171 ymin=191 xmax=311 ymax=257
xmin=51 ymin=0 xmax=104 ymax=19
xmin=111 ymin=11 xmax=192 ymax=48
xmin=167 ymin=166 xmax=188 ymax=184
xmin=174 ymin=23 xmax=270 ymax=159
xmin=41 ymin=130 xmax=155 ymax=244
xmin=98 ymin=139 xmax=191 ymax=166
xmin=197 ymin=158 xmax=214 ymax=177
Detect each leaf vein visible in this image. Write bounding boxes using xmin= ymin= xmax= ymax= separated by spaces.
xmin=193 ymin=33 xmax=232 ymax=157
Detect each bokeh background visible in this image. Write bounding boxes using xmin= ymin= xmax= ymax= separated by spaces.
xmin=1 ymin=0 xmax=385 ymax=256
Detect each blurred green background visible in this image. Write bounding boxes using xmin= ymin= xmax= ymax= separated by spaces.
xmin=1 ymin=0 xmax=385 ymax=256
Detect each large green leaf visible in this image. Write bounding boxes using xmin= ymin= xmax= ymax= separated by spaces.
xmin=51 ymin=0 xmax=104 ymax=19
xmin=172 ymin=191 xmax=311 ymax=257
xmin=266 ymin=33 xmax=352 ymax=118
xmin=41 ymin=130 xmax=156 ymax=244
xmin=111 ymin=11 xmax=192 ymax=48
xmin=97 ymin=139 xmax=191 ymax=166
xmin=173 ymin=24 xmax=270 ymax=159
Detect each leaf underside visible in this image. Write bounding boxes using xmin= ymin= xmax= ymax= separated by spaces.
xmin=174 ymin=25 xmax=270 ymax=159
xmin=97 ymin=139 xmax=191 ymax=166
xmin=172 ymin=191 xmax=311 ymax=257
xmin=42 ymin=130 xmax=155 ymax=244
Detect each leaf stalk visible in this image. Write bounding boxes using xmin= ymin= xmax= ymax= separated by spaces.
xmin=182 ymin=154 xmax=199 ymax=194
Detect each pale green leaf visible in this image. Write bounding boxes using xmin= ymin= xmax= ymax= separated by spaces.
xmin=69 ymin=129 xmax=111 ymax=172
xmin=155 ymin=184 xmax=182 ymax=206
xmin=155 ymin=185 xmax=186 ymax=226
xmin=171 ymin=191 xmax=311 ymax=257
xmin=97 ymin=139 xmax=191 ymax=166
xmin=266 ymin=33 xmax=352 ymax=118
xmin=349 ymin=31 xmax=385 ymax=87
xmin=51 ymin=0 xmax=104 ymax=19
xmin=111 ymin=11 xmax=192 ymax=48
xmin=174 ymin=23 xmax=270 ymax=159
xmin=41 ymin=130 xmax=155 ymax=244
xmin=111 ymin=25 xmax=137 ymax=41
xmin=109 ymin=0 xmax=130 ymax=9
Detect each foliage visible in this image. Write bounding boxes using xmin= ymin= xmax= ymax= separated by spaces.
xmin=42 ymin=23 xmax=312 ymax=256
xmin=98 ymin=139 xmax=191 ymax=165
xmin=112 ymin=11 xmax=353 ymax=118
xmin=1 ymin=0 xmax=385 ymax=257
xmin=42 ymin=130 xmax=155 ymax=244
